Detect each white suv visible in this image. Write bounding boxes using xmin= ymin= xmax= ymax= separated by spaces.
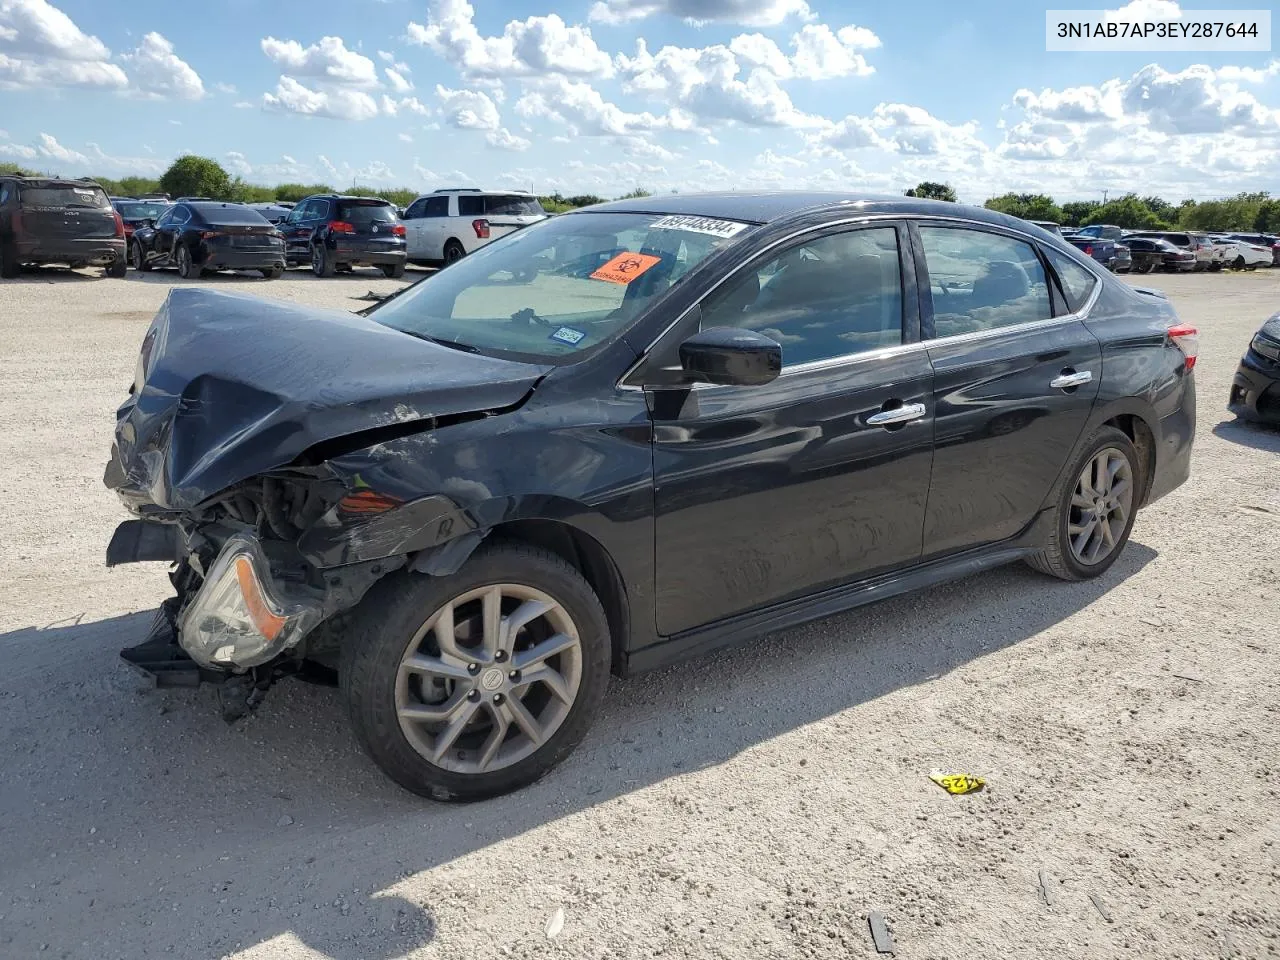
xmin=401 ymin=188 xmax=547 ymax=265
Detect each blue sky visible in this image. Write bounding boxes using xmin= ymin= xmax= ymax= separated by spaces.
xmin=1 ymin=0 xmax=1277 ymax=201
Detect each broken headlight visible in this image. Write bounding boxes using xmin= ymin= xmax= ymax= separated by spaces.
xmin=178 ymin=533 xmax=322 ymax=670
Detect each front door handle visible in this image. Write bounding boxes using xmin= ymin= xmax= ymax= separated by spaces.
xmin=867 ymin=402 xmax=927 ymax=426
xmin=1050 ymin=369 xmax=1093 ymax=390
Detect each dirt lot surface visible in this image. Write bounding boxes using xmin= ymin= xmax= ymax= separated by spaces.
xmin=1 ymin=264 xmax=1278 ymax=960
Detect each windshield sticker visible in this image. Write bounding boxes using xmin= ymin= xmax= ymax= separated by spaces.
xmin=590 ymin=251 xmax=663 ymax=285
xmin=649 ymin=215 xmax=748 ymax=239
xmin=549 ymin=326 xmax=587 ymax=346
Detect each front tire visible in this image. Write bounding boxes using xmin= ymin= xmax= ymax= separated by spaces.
xmin=1026 ymin=426 xmax=1140 ymax=581
xmin=0 ymin=242 xmax=19 ymax=279
xmin=341 ymin=542 xmax=611 ymax=802
xmin=132 ymin=240 xmax=152 ymax=272
xmin=106 ymin=256 xmax=127 ymax=279
xmin=262 ymin=265 xmax=284 ymax=280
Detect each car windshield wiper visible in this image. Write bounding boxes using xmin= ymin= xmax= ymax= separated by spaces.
xmin=395 ymin=329 xmax=481 ymax=354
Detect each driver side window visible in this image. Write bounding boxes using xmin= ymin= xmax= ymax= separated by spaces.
xmin=699 ymin=226 xmax=905 ymax=368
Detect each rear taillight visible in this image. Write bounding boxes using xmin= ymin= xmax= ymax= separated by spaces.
xmin=1168 ymin=323 xmax=1199 ymax=371
xmin=391 ymin=223 xmax=406 ymax=237
xmin=200 ymin=231 xmax=224 ymax=240
xmin=113 ymin=211 xmax=124 ymax=238
xmin=472 ymin=218 xmax=490 ymax=239
xmin=1084 ymin=245 xmax=1093 ymax=256
xmin=329 ymin=220 xmax=355 ymax=234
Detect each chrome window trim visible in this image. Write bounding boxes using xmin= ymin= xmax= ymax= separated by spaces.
xmin=617 ymin=211 xmax=1106 ymax=393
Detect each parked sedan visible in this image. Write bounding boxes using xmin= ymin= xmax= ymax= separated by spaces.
xmin=280 ymin=194 xmax=407 ymax=277
xmin=1226 ymin=233 xmax=1280 ymax=266
xmin=1063 ymin=234 xmax=1119 ymax=270
xmin=104 ymin=192 xmax=1197 ymax=801
xmin=111 ymin=198 xmax=171 ymax=244
xmin=1123 ymin=237 xmax=1196 ymax=273
xmin=1125 ymin=231 xmax=1218 ymax=271
xmin=1228 ymin=312 xmax=1280 ymax=423
xmin=130 ymin=201 xmax=286 ymax=279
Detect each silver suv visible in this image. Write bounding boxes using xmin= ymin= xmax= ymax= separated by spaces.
xmin=402 ymin=188 xmax=547 ymax=265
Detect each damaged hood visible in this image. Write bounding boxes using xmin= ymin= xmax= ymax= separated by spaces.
xmin=107 ymin=287 xmax=549 ymax=511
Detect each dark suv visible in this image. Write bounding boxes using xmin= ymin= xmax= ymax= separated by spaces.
xmin=280 ymin=194 xmax=407 ymax=277
xmin=0 ymin=176 xmax=126 ymax=278
xmin=105 ymin=192 xmax=1197 ymax=802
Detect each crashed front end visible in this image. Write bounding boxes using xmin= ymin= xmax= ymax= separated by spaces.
xmin=103 ymin=287 xmax=542 ymax=698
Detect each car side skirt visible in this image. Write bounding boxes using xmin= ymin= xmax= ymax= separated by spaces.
xmin=621 ymin=508 xmax=1054 ymax=676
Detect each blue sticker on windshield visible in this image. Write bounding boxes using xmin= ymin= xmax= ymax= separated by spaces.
xmin=549 ymin=326 xmax=586 ymax=346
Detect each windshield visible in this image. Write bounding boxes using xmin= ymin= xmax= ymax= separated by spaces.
xmin=369 ymin=211 xmax=752 ymax=361
xmin=115 ymin=201 xmax=169 ymax=219
xmin=20 ymin=185 xmax=110 ymax=209
xmin=337 ymin=201 xmax=398 ymax=222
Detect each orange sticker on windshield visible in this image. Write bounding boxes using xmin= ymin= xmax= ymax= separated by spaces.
xmin=590 ymin=252 xmax=662 ymax=285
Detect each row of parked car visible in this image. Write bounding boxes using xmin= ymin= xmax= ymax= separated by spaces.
xmin=1031 ymin=220 xmax=1280 ymax=275
xmin=0 ymin=173 xmax=550 ymax=280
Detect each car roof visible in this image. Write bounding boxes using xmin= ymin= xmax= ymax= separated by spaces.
xmin=303 ymin=194 xmax=393 ymax=203
xmin=572 ymin=190 xmax=1030 ymax=228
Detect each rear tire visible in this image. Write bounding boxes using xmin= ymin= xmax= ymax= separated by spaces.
xmin=263 ymin=265 xmax=284 ymax=280
xmin=381 ymin=261 xmax=406 ymax=279
xmin=443 ymin=240 xmax=465 ymax=266
xmin=106 ymin=256 xmax=127 ymax=279
xmin=176 ymin=244 xmax=199 ymax=279
xmin=312 ymin=243 xmax=334 ymax=277
xmin=132 ymin=240 xmax=152 ymax=272
xmin=341 ymin=541 xmax=611 ymax=802
xmin=1026 ymin=426 xmax=1140 ymax=582
xmin=1234 ymin=256 xmax=1246 ymax=270
xmin=1 ymin=242 xmax=20 ymax=279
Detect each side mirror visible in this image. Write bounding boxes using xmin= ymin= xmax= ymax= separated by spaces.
xmin=678 ymin=328 xmax=782 ymax=387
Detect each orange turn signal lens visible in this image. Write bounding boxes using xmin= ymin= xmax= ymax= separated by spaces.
xmin=234 ymin=555 xmax=286 ymax=641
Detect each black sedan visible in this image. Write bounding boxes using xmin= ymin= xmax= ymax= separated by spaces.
xmin=1229 ymin=312 xmax=1280 ymax=424
xmin=130 ymin=201 xmax=286 ymax=279
xmin=1122 ymin=237 xmax=1197 ymax=273
xmin=104 ymin=191 xmax=1197 ymax=801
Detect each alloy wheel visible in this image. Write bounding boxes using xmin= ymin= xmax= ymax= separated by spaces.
xmin=395 ymin=584 xmax=583 ymax=775
xmin=1068 ymin=447 xmax=1134 ymax=566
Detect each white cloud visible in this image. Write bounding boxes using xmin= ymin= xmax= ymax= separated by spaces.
xmin=616 ymin=38 xmax=824 ymax=128
xmin=262 ymin=76 xmax=381 ymax=121
xmin=385 ymin=66 xmax=412 ymax=92
xmin=810 ymin=103 xmax=987 ymax=156
xmin=0 ymin=0 xmax=110 ymax=60
xmin=399 ymin=132 xmax=414 ymax=142
xmin=0 ymin=137 xmax=37 ymax=160
xmin=213 ymin=81 xmax=236 ymax=94
xmin=487 ymin=127 xmax=531 ymax=150
xmin=1121 ymin=63 xmax=1280 ymax=135
xmin=121 ymin=32 xmax=204 ymax=100
xmin=233 ymin=100 xmax=253 ymax=109
xmin=516 ymin=74 xmax=670 ymax=136
xmin=398 ymin=96 xmax=431 ymax=115
xmin=407 ymin=0 xmax=612 ymax=78
xmin=789 ymin=24 xmax=878 ymax=80
xmin=225 ymin=150 xmax=252 ymax=176
xmin=588 ymin=0 xmax=813 ymax=27
xmin=728 ymin=33 xmax=792 ymax=78
xmin=0 ymin=1 xmax=125 ymax=90
xmin=1105 ymin=0 xmax=1181 ymax=22
xmin=35 ymin=131 xmax=87 ymax=164
xmin=436 ymin=84 xmax=500 ymax=129
xmin=260 ymin=35 xmax=378 ymax=87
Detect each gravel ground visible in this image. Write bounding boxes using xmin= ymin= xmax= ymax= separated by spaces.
xmin=0 ymin=264 xmax=1277 ymax=960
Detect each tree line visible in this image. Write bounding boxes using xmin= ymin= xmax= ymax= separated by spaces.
xmin=906 ymin=180 xmax=1280 ymax=234
xmin=4 ymin=156 xmax=1275 ymax=233
xmin=0 ymin=155 xmax=642 ymax=214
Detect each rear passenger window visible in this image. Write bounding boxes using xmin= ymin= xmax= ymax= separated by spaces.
xmin=1044 ymin=248 xmax=1097 ymax=314
xmin=920 ymin=227 xmax=1051 ymax=337
xmin=457 ymin=195 xmax=484 ymax=217
xmin=701 ymin=226 xmax=904 ymax=367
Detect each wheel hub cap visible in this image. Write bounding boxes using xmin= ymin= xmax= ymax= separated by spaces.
xmin=479 ymin=667 xmax=505 ymax=692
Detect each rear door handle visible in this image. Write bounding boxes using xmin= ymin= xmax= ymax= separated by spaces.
xmin=1050 ymin=370 xmax=1093 ymax=389
xmin=867 ymin=402 xmax=927 ymax=426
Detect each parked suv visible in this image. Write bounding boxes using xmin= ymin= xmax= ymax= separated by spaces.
xmin=1073 ymin=224 xmax=1124 ymax=242
xmin=402 ymin=188 xmax=547 ymax=265
xmin=105 ymin=192 xmax=1197 ymax=802
xmin=0 ymin=176 xmax=126 ymax=278
xmin=281 ymin=194 xmax=407 ymax=277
